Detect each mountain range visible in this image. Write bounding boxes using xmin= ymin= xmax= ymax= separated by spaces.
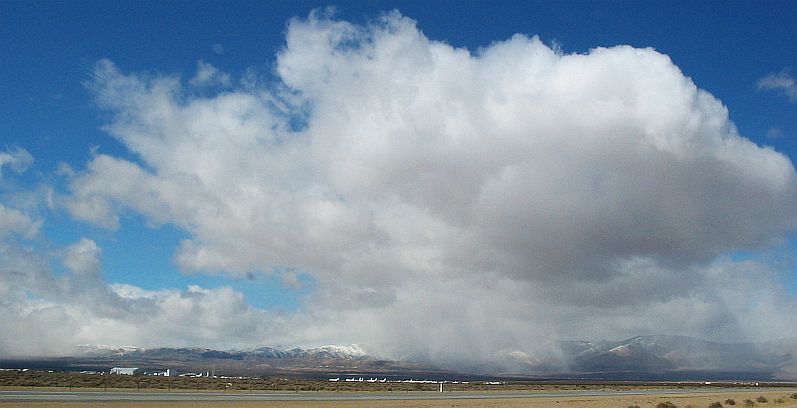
xmin=60 ymin=344 xmax=447 ymax=379
xmin=561 ymin=335 xmax=795 ymax=372
xmin=3 ymin=335 xmax=795 ymax=380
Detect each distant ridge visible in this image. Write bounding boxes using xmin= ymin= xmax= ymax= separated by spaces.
xmin=551 ymin=335 xmax=797 ymax=380
xmin=6 ymin=335 xmax=797 ymax=380
xmin=460 ymin=335 xmax=797 ymax=380
xmin=78 ymin=344 xmax=372 ymax=361
xmin=28 ymin=344 xmax=446 ymax=379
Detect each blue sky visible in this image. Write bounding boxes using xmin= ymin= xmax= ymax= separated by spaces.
xmin=4 ymin=1 xmax=796 ymax=164
xmin=2 ymin=1 xmax=797 ymax=359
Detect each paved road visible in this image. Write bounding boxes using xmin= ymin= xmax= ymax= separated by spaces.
xmin=0 ymin=388 xmax=773 ymax=402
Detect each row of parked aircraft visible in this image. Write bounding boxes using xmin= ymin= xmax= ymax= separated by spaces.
xmin=328 ymin=377 xmax=471 ymax=384
xmin=328 ymin=377 xmax=387 ymax=382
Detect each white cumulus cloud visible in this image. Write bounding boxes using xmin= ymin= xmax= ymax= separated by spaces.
xmin=48 ymin=10 xmax=797 ymax=364
xmin=63 ymin=238 xmax=102 ymax=276
xmin=0 ymin=240 xmax=288 ymax=357
xmin=0 ymin=204 xmax=41 ymax=238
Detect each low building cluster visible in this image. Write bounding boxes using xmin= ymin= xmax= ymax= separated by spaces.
xmin=327 ymin=377 xmax=474 ymax=384
xmin=110 ymin=367 xmax=141 ymax=376
xmin=102 ymin=368 xmax=255 ymax=379
xmin=110 ymin=367 xmax=171 ymax=377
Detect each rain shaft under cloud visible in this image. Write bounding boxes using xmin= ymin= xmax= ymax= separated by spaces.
xmin=2 ymin=11 xmax=797 ymax=367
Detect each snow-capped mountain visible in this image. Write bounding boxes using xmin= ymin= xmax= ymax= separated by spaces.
xmin=244 ymin=344 xmax=369 ymax=359
xmin=77 ymin=345 xmax=144 ymax=356
xmin=307 ymin=344 xmax=369 ymax=359
xmin=556 ymin=335 xmax=797 ymax=378
xmin=54 ymin=343 xmax=442 ymax=378
xmin=17 ymin=336 xmax=797 ymax=380
xmin=76 ymin=343 xmax=371 ymax=361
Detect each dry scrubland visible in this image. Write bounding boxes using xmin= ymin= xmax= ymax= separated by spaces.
xmin=2 ymin=372 xmax=797 ymax=407
xmin=1 ymin=389 xmax=796 ymax=408
xmin=1 ymin=371 xmax=793 ymax=393
xmin=0 ymin=390 xmax=797 ymax=408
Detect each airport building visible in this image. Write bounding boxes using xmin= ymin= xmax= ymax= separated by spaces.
xmin=110 ymin=367 xmax=141 ymax=375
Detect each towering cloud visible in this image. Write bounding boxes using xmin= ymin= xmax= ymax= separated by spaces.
xmin=4 ymin=11 xmax=795 ymax=363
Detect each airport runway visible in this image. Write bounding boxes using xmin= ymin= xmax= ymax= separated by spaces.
xmin=0 ymin=388 xmax=769 ymax=402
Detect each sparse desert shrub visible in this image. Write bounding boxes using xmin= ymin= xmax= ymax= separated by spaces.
xmin=725 ymin=399 xmax=736 ymax=405
xmin=709 ymin=402 xmax=723 ymax=408
xmin=773 ymin=398 xmax=784 ymax=404
xmin=743 ymin=399 xmax=755 ymax=407
xmin=756 ymin=396 xmax=768 ymax=403
xmin=628 ymin=405 xmax=641 ymax=408
xmin=790 ymin=393 xmax=797 ymax=400
xmin=657 ymin=402 xmax=678 ymax=408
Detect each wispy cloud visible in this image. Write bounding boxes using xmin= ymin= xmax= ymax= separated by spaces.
xmin=767 ymin=128 xmax=785 ymax=139
xmin=758 ymin=69 xmax=797 ymax=102
xmin=0 ymin=147 xmax=33 ymax=179
xmin=189 ymin=60 xmax=231 ymax=87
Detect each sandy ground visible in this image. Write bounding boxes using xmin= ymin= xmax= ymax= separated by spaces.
xmin=1 ymin=389 xmax=796 ymax=408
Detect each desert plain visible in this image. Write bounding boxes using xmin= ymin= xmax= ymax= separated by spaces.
xmin=2 ymin=388 xmax=797 ymax=408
